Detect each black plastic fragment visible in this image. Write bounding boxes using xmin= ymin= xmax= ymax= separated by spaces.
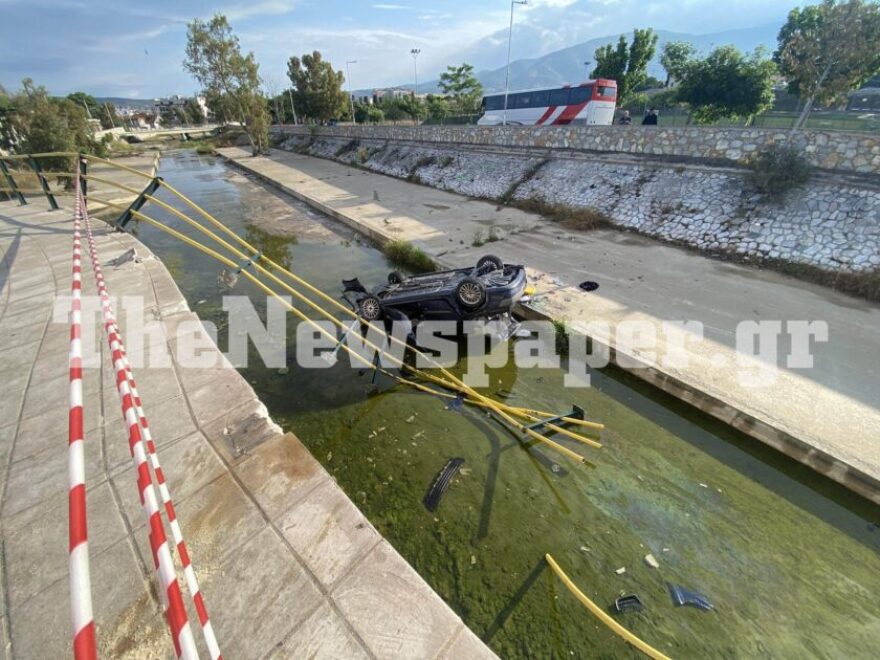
xmin=578 ymin=281 xmax=599 ymax=292
xmin=614 ymin=594 xmax=645 ymax=613
xmin=668 ymin=583 xmax=713 ymax=611
xmin=423 ymin=457 xmax=465 ymax=512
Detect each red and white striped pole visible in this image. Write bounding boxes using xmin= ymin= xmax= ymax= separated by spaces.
xmin=69 ymin=175 xmax=97 ymax=660
xmin=78 ymin=195 xmax=199 ymax=660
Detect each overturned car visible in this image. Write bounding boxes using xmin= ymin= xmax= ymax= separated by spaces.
xmin=343 ymin=255 xmax=527 ymax=326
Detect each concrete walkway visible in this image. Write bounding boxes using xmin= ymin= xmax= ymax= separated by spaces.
xmin=217 ymin=146 xmax=880 ymax=504
xmin=0 ymin=199 xmax=494 ymax=658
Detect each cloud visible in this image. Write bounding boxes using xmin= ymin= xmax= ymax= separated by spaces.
xmin=371 ymin=3 xmax=410 ymax=9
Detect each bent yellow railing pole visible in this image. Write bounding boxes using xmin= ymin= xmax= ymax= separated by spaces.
xmin=544 ymin=554 xmax=672 ymax=660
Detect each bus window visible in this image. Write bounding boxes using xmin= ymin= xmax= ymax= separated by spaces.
xmin=515 ymin=93 xmax=531 ymax=108
xmin=485 ymin=96 xmax=503 ymax=110
xmin=597 ymin=86 xmax=616 ymax=98
xmin=569 ymin=86 xmax=590 ymax=104
xmin=533 ymin=90 xmax=550 ymax=107
xmin=549 ymin=88 xmax=569 ymax=106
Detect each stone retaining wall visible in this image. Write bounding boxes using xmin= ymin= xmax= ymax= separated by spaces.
xmin=274 ymin=124 xmax=880 ymax=175
xmin=279 ymin=133 xmax=880 ymax=273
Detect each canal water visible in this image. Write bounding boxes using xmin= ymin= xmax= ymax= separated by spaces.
xmin=135 ymin=151 xmax=880 ymax=658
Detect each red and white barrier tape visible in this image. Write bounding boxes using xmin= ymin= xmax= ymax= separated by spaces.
xmin=78 ymin=193 xmax=199 ymax=659
xmin=115 ymin=344 xmax=221 ymax=659
xmin=69 ymin=177 xmax=97 ymax=660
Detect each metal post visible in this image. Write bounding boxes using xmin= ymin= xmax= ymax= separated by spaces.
xmin=28 ymin=156 xmax=58 ymax=210
xmin=411 ymin=49 xmax=421 ymax=95
xmin=117 ymin=177 xmax=162 ymax=229
xmin=79 ymin=157 xmax=89 ymax=212
xmin=346 ymin=60 xmax=358 ymax=125
xmin=0 ymin=159 xmax=27 ymax=205
xmin=503 ymin=1 xmax=528 ymax=127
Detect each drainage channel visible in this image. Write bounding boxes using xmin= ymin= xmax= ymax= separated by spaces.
xmin=129 ymin=150 xmax=880 ymax=659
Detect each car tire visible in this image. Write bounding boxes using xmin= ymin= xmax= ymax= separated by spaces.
xmin=388 ymin=271 xmax=404 ymax=285
xmin=477 ymin=255 xmax=503 ymax=272
xmin=358 ymin=295 xmax=383 ymax=321
xmin=456 ymin=277 xmax=487 ymax=309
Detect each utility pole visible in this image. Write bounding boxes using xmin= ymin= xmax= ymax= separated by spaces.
xmin=503 ymin=0 xmax=527 ymax=127
xmin=287 ymin=89 xmax=298 ymax=125
xmin=411 ymin=48 xmax=421 ymax=95
xmin=346 ymin=60 xmax=358 ymax=124
xmin=103 ymin=102 xmax=116 ymax=129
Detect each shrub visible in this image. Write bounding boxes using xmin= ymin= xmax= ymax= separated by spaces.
xmin=747 ymin=144 xmax=811 ymax=197
xmin=513 ymin=198 xmax=613 ymax=231
xmin=384 ymin=240 xmax=435 ymax=273
xmin=335 ymin=140 xmax=358 ymax=157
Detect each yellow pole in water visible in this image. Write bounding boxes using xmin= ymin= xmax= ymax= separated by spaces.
xmin=544 ymin=553 xmax=672 ymax=660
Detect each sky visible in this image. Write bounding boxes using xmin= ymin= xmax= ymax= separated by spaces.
xmin=0 ymin=0 xmax=802 ymax=100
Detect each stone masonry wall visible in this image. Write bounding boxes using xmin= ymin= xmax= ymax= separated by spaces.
xmin=279 ymin=134 xmax=880 ymax=274
xmin=274 ymin=125 xmax=880 ymax=175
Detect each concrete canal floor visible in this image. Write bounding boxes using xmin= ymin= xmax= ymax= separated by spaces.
xmin=217 ymin=146 xmax=880 ymax=505
xmin=0 ymin=198 xmax=494 ymax=658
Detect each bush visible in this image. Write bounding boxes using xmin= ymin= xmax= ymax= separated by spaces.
xmin=512 ymin=198 xmax=613 ymax=231
xmin=384 ymin=240 xmax=435 ymax=273
xmin=747 ymin=144 xmax=811 ymax=196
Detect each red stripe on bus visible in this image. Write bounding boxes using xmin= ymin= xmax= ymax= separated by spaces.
xmin=535 ymin=106 xmax=557 ymax=125
xmin=553 ymin=102 xmax=588 ymax=125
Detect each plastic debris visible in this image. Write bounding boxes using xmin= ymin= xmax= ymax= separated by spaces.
xmin=644 ymin=554 xmax=660 ymax=569
xmin=446 ymin=392 xmax=465 ymax=411
xmin=615 ymin=567 xmax=626 ymax=575
xmin=614 ymin=594 xmax=645 ymax=613
xmin=578 ymin=281 xmax=599 ymax=292
xmin=668 ymin=583 xmax=713 ymax=611
xmin=423 ymin=458 xmax=465 ymax=512
xmin=406 ymin=415 xmax=415 ymax=423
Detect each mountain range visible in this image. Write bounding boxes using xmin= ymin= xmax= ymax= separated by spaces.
xmin=356 ymin=24 xmax=780 ymax=96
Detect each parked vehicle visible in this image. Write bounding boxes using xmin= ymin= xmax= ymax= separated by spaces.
xmin=478 ymin=80 xmax=618 ymax=127
xmin=342 ymin=255 xmax=527 ymax=325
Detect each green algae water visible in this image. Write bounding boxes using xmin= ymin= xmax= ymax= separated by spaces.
xmin=136 ymin=152 xmax=880 ymax=658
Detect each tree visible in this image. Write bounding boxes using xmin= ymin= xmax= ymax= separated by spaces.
xmin=660 ymin=41 xmax=696 ymax=87
xmin=776 ymin=0 xmax=880 ymax=129
xmin=0 ymin=78 xmax=108 ymax=170
xmin=67 ymin=92 xmax=99 ymax=119
xmin=676 ymin=46 xmax=777 ymax=123
xmin=438 ymin=63 xmax=483 ymax=114
xmin=184 ymin=98 xmax=207 ymax=124
xmin=397 ymin=94 xmax=425 ymax=122
xmin=184 ymin=14 xmax=270 ymax=155
xmin=286 ymin=51 xmax=347 ymax=123
xmin=425 ymin=94 xmax=451 ymax=122
xmin=591 ymin=29 xmax=658 ymax=101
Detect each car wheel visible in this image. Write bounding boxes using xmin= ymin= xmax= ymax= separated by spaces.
xmin=477 ymin=255 xmax=503 ymax=272
xmin=358 ymin=295 xmax=383 ymax=321
xmin=456 ymin=277 xmax=486 ymax=309
xmin=388 ymin=271 xmax=404 ymax=285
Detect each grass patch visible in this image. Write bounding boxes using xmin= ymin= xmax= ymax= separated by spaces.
xmin=760 ymin=259 xmax=880 ymax=302
xmin=335 ymin=140 xmax=359 ymax=157
xmin=512 ymin=197 xmax=614 ymax=231
xmin=498 ymin=159 xmax=549 ymax=205
xmin=552 ymin=319 xmax=569 ymax=356
xmin=384 ymin=240 xmax=435 ymax=273
xmin=439 ymin=155 xmax=454 ymax=168
xmin=747 ymin=144 xmax=811 ymax=197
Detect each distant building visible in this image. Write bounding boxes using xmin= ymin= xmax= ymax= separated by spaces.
xmin=153 ymin=95 xmax=210 ymax=124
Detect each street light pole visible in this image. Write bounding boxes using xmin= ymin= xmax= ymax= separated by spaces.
xmin=346 ymin=60 xmax=358 ymax=124
xmin=287 ymin=89 xmax=298 ymax=125
xmin=503 ymin=0 xmax=527 ymax=127
xmin=411 ymin=48 xmax=421 ymax=95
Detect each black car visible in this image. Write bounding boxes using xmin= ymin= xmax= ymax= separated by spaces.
xmin=343 ymin=255 xmax=527 ymax=324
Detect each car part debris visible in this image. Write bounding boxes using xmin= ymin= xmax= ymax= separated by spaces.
xmin=668 ymin=583 xmax=713 ymax=611
xmin=614 ymin=594 xmax=645 ymax=613
xmin=578 ymin=281 xmax=599 ymax=292
xmin=423 ymin=457 xmax=465 ymax=512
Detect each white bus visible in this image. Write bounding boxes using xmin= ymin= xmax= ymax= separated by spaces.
xmin=478 ymin=79 xmax=618 ymax=127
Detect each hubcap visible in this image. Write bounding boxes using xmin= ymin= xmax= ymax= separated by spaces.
xmin=459 ymin=283 xmax=483 ymax=306
xmin=361 ymin=298 xmax=380 ymax=319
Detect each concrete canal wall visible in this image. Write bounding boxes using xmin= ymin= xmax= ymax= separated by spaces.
xmin=275 ymin=129 xmax=880 ymax=275
xmin=0 ymin=200 xmax=494 ymax=658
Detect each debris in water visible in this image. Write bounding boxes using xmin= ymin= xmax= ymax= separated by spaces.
xmin=699 ymin=483 xmax=708 ymax=488
xmin=277 ymin=367 xmax=289 ymax=375
xmin=644 ymin=554 xmax=660 ymax=569
xmin=579 ymin=546 xmax=591 ymax=553
xmin=406 ymin=415 xmax=415 ymax=423
xmin=615 ymin=567 xmax=626 ymax=575
xmin=614 ymin=594 xmax=645 ymax=613
xmin=470 ymin=555 xmax=477 ymax=565
xmin=446 ymin=393 xmax=465 ymax=411
xmin=412 ymin=431 xmax=424 ymax=440
xmin=423 ymin=457 xmax=465 ymax=512
xmin=218 ymin=268 xmax=239 ymax=289
xmin=326 ymin=451 xmax=333 ymax=461
xmin=668 ymin=583 xmax=713 ymax=611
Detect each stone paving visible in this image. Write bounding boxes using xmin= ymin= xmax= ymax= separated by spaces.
xmin=0 ymin=198 xmax=495 ymax=659
xmin=217 ymin=146 xmax=880 ymax=505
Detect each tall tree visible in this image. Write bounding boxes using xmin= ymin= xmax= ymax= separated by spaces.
xmin=676 ymin=46 xmax=777 ymax=124
xmin=67 ymin=92 xmax=99 ymax=119
xmin=184 ymin=14 xmax=269 ymax=155
xmin=776 ymin=0 xmax=880 ymax=129
xmin=286 ymin=51 xmax=347 ymax=123
xmin=591 ymin=29 xmax=658 ymax=101
xmin=438 ymin=63 xmax=483 ymax=114
xmin=660 ymin=41 xmax=696 ymax=87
